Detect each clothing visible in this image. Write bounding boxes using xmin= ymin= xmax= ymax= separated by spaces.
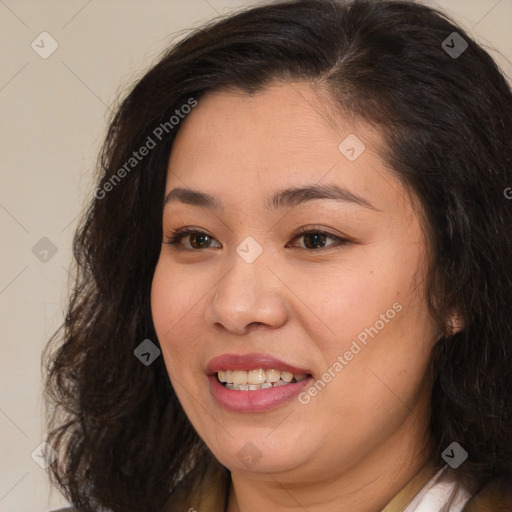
xmin=163 ymin=457 xmax=512 ymax=512
xmin=48 ymin=457 xmax=512 ymax=511
xmin=382 ymin=462 xmax=470 ymax=511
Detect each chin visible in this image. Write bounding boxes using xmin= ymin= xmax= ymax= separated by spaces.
xmin=211 ymin=436 xmax=312 ymax=475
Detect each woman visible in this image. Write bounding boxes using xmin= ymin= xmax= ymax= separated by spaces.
xmin=44 ymin=0 xmax=512 ymax=510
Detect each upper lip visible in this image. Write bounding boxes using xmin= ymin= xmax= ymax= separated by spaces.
xmin=206 ymin=353 xmax=311 ymax=376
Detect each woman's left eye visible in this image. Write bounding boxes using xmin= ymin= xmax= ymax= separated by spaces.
xmin=288 ymin=228 xmax=349 ymax=250
xmin=162 ymin=227 xmax=349 ymax=251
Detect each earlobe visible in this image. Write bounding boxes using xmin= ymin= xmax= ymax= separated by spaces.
xmin=446 ymin=311 xmax=464 ymax=336
xmin=435 ymin=307 xmax=464 ymax=340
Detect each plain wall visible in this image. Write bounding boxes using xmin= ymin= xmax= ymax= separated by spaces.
xmin=1 ymin=0 xmax=511 ymax=510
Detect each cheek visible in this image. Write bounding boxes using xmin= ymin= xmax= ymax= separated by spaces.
xmin=318 ymin=287 xmax=435 ymax=420
xmin=306 ymin=249 xmax=433 ymax=379
xmin=151 ymin=259 xmax=196 ymax=335
xmin=150 ymin=262 xmax=214 ymax=433
xmin=151 ymin=262 xmax=189 ymax=367
xmin=293 ymin=262 xmax=396 ymax=353
xmin=150 ymin=261 xmax=174 ymax=342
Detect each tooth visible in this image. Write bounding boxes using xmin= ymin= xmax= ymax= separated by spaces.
xmin=281 ymin=371 xmax=293 ymax=383
xmin=232 ymin=370 xmax=248 ymax=385
xmin=266 ymin=369 xmax=281 ymax=382
xmin=221 ymin=369 xmax=309 ymax=389
xmin=248 ymin=369 xmax=266 ymax=385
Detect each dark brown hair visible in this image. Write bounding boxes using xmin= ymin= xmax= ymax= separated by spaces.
xmin=44 ymin=0 xmax=512 ymax=510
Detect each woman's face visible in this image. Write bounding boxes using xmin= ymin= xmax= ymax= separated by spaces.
xmin=151 ymin=81 xmax=440 ymax=481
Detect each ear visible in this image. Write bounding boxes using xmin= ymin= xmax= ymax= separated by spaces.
xmin=445 ymin=310 xmax=464 ymax=337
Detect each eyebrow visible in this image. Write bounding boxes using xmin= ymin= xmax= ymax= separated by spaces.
xmin=163 ymin=183 xmax=377 ymax=212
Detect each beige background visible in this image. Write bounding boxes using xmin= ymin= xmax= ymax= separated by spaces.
xmin=0 ymin=0 xmax=510 ymax=510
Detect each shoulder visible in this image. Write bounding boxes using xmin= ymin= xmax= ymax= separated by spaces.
xmin=463 ymin=477 xmax=512 ymax=512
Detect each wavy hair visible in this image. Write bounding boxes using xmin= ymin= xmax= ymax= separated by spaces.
xmin=43 ymin=0 xmax=512 ymax=510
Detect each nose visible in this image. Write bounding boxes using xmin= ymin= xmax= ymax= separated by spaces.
xmin=204 ymin=255 xmax=288 ymax=335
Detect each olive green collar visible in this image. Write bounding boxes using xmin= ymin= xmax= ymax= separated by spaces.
xmin=381 ymin=459 xmax=438 ymax=511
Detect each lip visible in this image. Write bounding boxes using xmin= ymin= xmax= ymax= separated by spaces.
xmin=208 ymin=374 xmax=313 ymax=412
xmin=206 ymin=352 xmax=311 ymax=375
xmin=206 ymin=353 xmax=313 ymax=412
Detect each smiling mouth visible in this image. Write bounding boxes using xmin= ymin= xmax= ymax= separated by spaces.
xmin=216 ymin=369 xmax=311 ymax=391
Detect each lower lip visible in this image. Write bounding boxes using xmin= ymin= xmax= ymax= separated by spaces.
xmin=208 ymin=375 xmax=313 ymax=412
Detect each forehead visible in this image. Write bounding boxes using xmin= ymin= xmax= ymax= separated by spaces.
xmin=169 ymin=82 xmax=358 ymax=165
xmin=165 ymin=81 xmax=410 ymax=216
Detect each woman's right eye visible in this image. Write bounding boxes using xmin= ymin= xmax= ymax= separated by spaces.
xmin=163 ymin=229 xmax=221 ymax=250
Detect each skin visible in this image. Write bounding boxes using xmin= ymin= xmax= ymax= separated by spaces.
xmin=151 ymin=81 xmax=457 ymax=512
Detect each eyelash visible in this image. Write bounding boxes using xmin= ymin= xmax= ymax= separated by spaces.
xmin=162 ymin=226 xmax=350 ymax=251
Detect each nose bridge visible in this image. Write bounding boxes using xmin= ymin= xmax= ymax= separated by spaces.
xmin=220 ymin=231 xmax=272 ymax=297
xmin=206 ymin=246 xmax=287 ymax=333
xmin=217 ymin=248 xmax=269 ymax=310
